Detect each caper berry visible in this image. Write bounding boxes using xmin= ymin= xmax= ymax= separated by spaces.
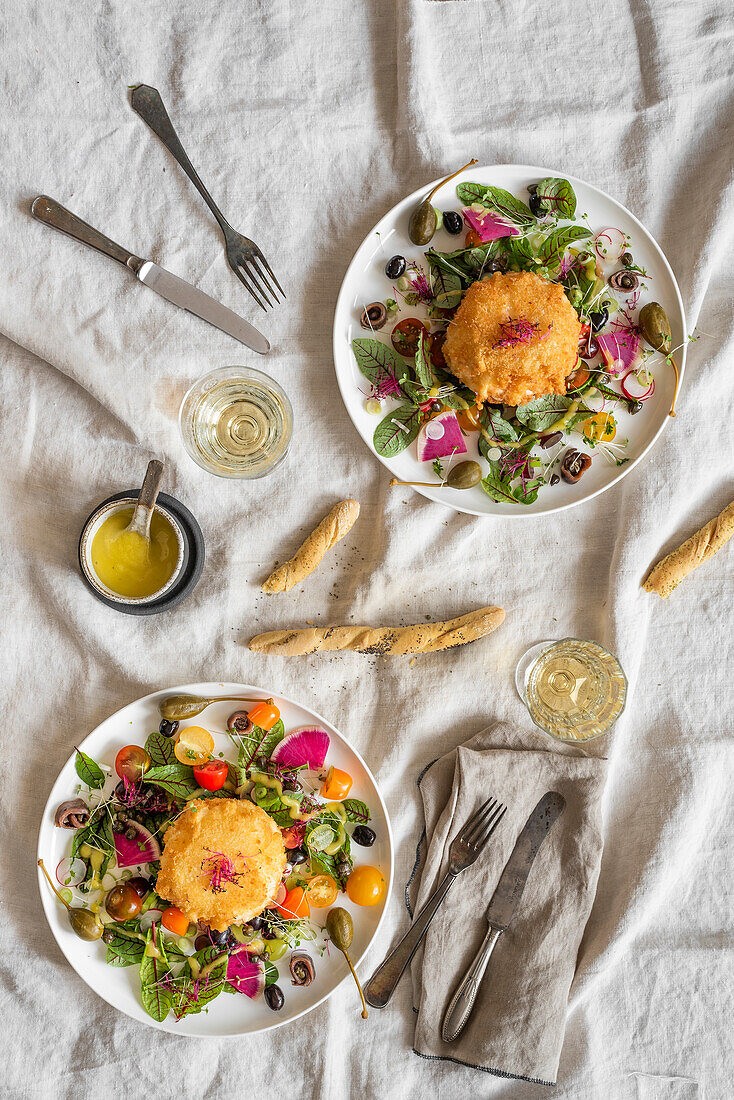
xmin=409 ymin=200 xmax=438 ymax=246
xmin=446 ymin=460 xmax=482 ymax=490
xmin=638 ymin=302 xmax=671 ymax=354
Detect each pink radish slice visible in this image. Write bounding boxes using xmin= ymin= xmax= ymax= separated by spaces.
xmin=463 ymin=207 xmax=520 ymax=241
xmin=56 ymin=857 xmax=86 ymax=887
xmin=416 ymin=411 xmax=467 ymax=462
xmin=227 ymin=954 xmax=265 ymax=999
xmin=621 ymin=371 xmax=655 ymax=401
xmin=271 ymin=726 xmax=330 ymax=769
xmin=594 ymin=228 xmax=626 ymax=263
xmin=597 ymin=332 xmax=641 ymax=376
xmin=113 ymin=821 xmax=161 ymax=867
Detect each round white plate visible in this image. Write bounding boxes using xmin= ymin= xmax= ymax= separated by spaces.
xmin=37 ymin=683 xmax=393 ymax=1036
xmin=333 ymin=164 xmax=686 ymax=517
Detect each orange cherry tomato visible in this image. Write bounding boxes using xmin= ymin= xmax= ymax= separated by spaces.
xmin=115 ymin=745 xmax=151 ymax=782
xmin=346 ymin=866 xmax=386 ymax=907
xmin=306 ymin=874 xmax=339 ymax=908
xmin=391 ymin=318 xmax=428 ymax=359
xmin=192 ymin=759 xmax=228 ymax=791
xmin=320 ymin=766 xmax=353 ymax=801
xmin=247 ymin=700 xmax=281 ymax=731
xmin=174 ymin=726 xmax=215 ymax=766
xmin=161 ymin=906 xmax=190 ymax=936
xmin=282 ymin=826 xmax=305 ymax=850
xmin=276 ymin=886 xmax=310 ymax=921
xmin=456 ymin=405 xmax=482 ymax=432
xmin=465 ymin=228 xmax=483 ymax=248
xmin=565 ymin=365 xmax=591 ymax=391
xmin=583 ymin=412 xmax=617 ymax=443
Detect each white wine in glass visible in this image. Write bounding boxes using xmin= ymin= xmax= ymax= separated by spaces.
xmin=516 ymin=638 xmax=627 ymax=742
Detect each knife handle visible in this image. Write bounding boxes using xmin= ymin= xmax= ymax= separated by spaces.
xmin=441 ymin=924 xmax=503 ymax=1042
xmin=31 ymin=196 xmax=143 ymax=272
xmin=364 ymin=871 xmax=456 ymax=1009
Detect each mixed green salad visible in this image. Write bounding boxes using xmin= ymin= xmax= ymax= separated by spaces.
xmin=352 ymin=174 xmax=680 ymax=505
xmin=40 ymin=699 xmax=384 ymax=1024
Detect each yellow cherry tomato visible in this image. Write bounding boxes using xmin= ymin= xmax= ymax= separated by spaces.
xmin=583 ymin=412 xmax=616 ymax=443
xmin=346 ymin=866 xmax=386 ymax=907
xmin=248 ymin=700 xmax=281 ymax=731
xmin=174 ymin=725 xmax=215 ymax=766
xmin=320 ymin=766 xmax=353 ymax=801
xmin=305 ymin=874 xmax=339 ymax=908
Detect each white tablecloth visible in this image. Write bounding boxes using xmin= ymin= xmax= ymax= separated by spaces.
xmin=2 ymin=1 xmax=732 ymax=1097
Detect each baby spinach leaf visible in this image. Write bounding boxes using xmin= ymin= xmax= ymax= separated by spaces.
xmin=428 ymin=262 xmax=462 ymax=309
xmin=343 ymin=799 xmax=371 ymax=824
xmin=373 ymin=404 xmax=422 ymax=457
xmin=515 ymin=395 xmax=572 ymax=432
xmin=480 ymin=406 xmax=519 ymax=443
xmin=413 ymin=332 xmax=433 ymax=389
xmin=539 ymin=224 xmax=591 ymax=263
xmin=534 ymin=177 xmax=577 ymax=219
xmin=351 ymin=338 xmax=404 ymax=385
xmin=263 ymin=959 xmax=279 ymax=987
xmin=74 ymin=749 xmax=105 ymax=790
xmin=144 ymin=730 xmax=177 ymax=768
xmin=144 ymin=763 xmax=199 ymax=800
xmin=455 ymin=183 xmax=533 ymax=226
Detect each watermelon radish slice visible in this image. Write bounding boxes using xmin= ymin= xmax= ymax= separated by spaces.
xmin=416 ymin=411 xmax=467 ymax=462
xmin=271 ymin=726 xmax=330 ymax=769
xmin=113 ymin=821 xmax=161 ymax=867
xmin=227 ymin=953 xmax=265 ymax=998
xmin=463 ymin=206 xmax=520 ymax=241
xmin=597 ymin=331 xmax=641 ymax=376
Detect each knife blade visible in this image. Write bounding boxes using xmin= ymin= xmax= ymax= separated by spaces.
xmin=441 ymin=790 xmax=565 ymax=1043
xmin=30 ymin=195 xmax=269 ymax=354
xmin=485 ymin=790 xmax=566 ymax=928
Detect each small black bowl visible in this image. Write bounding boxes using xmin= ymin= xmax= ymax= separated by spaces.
xmin=78 ymin=491 xmax=205 ymax=616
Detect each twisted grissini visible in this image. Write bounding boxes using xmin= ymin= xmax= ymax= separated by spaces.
xmin=249 ymin=606 xmax=505 ymax=656
xmin=262 ymin=500 xmax=360 ymax=594
xmin=643 ymin=499 xmax=734 ymax=599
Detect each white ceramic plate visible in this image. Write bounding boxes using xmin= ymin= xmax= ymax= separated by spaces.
xmin=333 ymin=164 xmax=686 ymax=517
xmin=37 ymin=683 xmax=393 ymax=1036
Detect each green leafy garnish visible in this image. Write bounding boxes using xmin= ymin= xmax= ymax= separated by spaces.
xmin=428 ymin=261 xmax=462 ymax=309
xmin=351 ymin=338 xmax=405 ymax=386
xmin=144 ymin=763 xmax=200 ymax=800
xmin=74 ymin=749 xmax=105 ymax=790
xmin=413 ymin=332 xmax=433 ymax=389
xmin=373 ymin=403 xmax=422 ymax=457
xmin=343 ymin=799 xmax=371 ymax=824
xmin=139 ymin=928 xmax=173 ymax=1022
xmin=515 ymin=395 xmax=573 ymax=433
xmin=539 ymin=224 xmax=591 ymax=263
xmin=144 ymin=730 xmax=177 ymax=768
xmin=456 ymin=183 xmax=533 ymax=226
xmin=480 ymin=406 xmax=519 ymax=444
xmin=234 ymin=720 xmax=285 ymax=779
xmin=534 ymin=177 xmax=577 ymax=219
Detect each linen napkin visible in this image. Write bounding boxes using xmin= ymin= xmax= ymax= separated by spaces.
xmin=408 ymin=722 xmax=607 ymax=1085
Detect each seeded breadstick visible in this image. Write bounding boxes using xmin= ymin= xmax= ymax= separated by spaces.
xmin=643 ymin=499 xmax=734 ymax=598
xmin=262 ymin=500 xmax=360 ymax=594
xmin=249 ymin=606 xmax=505 ymax=656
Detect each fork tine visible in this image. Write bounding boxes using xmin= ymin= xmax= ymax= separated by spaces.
xmin=240 ymin=258 xmax=274 ymax=308
xmin=249 ymin=254 xmax=280 ymax=303
xmin=465 ymin=801 xmax=499 ymax=846
xmin=472 ymin=804 xmax=507 ymax=850
xmin=460 ymin=798 xmax=496 ymax=843
xmin=253 ymin=248 xmax=285 ymax=298
xmin=231 ymin=262 xmax=267 ymax=311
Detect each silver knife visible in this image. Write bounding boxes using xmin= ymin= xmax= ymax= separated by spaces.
xmin=30 ymin=196 xmax=269 ymax=354
xmin=441 ymin=791 xmax=566 ymax=1043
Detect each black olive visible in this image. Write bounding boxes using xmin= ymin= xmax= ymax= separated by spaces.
xmin=527 ymin=183 xmax=537 ymax=195
xmin=588 ymin=308 xmax=608 ymax=332
xmin=629 ymin=400 xmax=643 ymax=415
xmin=194 ymin=933 xmax=210 ymax=951
xmin=265 ymin=984 xmax=285 ymax=1011
xmin=360 ymin=302 xmax=388 ymax=330
xmin=262 ymin=928 xmax=278 ymax=940
xmin=209 ymin=928 xmax=230 ymax=947
xmin=529 ymin=193 xmax=546 ymax=217
xmin=443 ymin=210 xmax=463 ymax=235
xmin=289 ymin=849 xmax=307 ymax=866
xmin=249 ymin=915 xmax=264 ymax=930
xmin=540 ymin=431 xmax=563 ymax=449
xmin=159 ymin=719 xmax=179 ymax=738
xmin=385 ymin=255 xmax=406 ymax=280
xmin=127 ymin=875 xmax=150 ymax=899
xmin=352 ymin=826 xmax=376 ymax=847
xmin=226 ymin=929 xmax=240 ymax=949
xmin=550 ymin=474 xmax=560 ymax=486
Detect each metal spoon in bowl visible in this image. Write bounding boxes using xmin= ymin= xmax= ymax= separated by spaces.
xmin=126 ymin=459 xmax=165 ymax=545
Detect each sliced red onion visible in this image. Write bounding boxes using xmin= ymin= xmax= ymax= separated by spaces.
xmin=621 ymin=371 xmax=655 ymax=401
xmin=594 ymin=228 xmax=626 ymax=264
xmin=56 ymin=857 xmax=86 ymax=887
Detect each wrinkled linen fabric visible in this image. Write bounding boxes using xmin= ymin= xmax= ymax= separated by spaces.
xmin=408 ymin=723 xmax=607 ymax=1084
xmin=1 ymin=1 xmax=732 ymax=1099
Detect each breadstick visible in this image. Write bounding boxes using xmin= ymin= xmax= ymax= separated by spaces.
xmin=249 ymin=606 xmax=505 ymax=656
xmin=262 ymin=500 xmax=360 ymax=594
xmin=643 ymin=499 xmax=734 ymax=598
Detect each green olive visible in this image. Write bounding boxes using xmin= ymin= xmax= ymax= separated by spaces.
xmin=69 ymin=908 xmax=104 ymax=941
xmin=326 ymin=906 xmax=353 ymax=952
xmin=409 ymin=200 xmax=438 ymax=246
xmin=639 ymin=302 xmax=671 ymax=354
xmin=446 ymin=461 xmax=482 ymax=490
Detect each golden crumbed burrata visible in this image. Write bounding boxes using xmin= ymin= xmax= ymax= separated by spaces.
xmin=443 ymin=271 xmax=581 ymax=406
xmin=156 ymin=798 xmax=286 ymax=931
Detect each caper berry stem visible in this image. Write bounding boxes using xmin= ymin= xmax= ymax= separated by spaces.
xmin=38 ymin=858 xmax=70 ymax=909
xmin=343 ymin=946 xmax=368 ymax=1019
xmin=389 ymin=478 xmax=440 ymax=488
xmin=425 ymin=158 xmax=479 ymax=204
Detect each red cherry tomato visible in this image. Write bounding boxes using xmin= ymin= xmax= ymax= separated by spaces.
xmin=282 ymin=826 xmax=305 ymax=850
xmin=247 ymin=700 xmax=281 ymax=731
xmin=192 ymin=759 xmax=228 ymax=791
xmin=429 ymin=331 xmax=447 ymax=369
xmin=391 ymin=318 xmax=428 ymax=359
xmin=115 ymin=745 xmax=151 ymax=782
xmin=565 ymin=365 xmax=591 ymax=391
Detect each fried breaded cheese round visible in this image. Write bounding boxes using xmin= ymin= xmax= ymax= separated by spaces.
xmin=443 ymin=271 xmax=581 ymax=406
xmin=156 ymin=798 xmax=286 ymax=931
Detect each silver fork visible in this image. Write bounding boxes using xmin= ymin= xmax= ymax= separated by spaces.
xmin=364 ymin=797 xmax=507 ymax=1009
xmin=130 ymin=84 xmax=284 ymax=311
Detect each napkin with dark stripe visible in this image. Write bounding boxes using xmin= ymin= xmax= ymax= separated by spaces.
xmin=408 ymin=722 xmax=607 ymax=1086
